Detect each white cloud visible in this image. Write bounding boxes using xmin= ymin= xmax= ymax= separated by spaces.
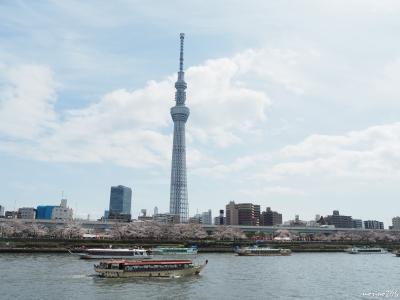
xmin=0 ymin=64 xmax=58 ymax=139
xmin=239 ymin=186 xmax=305 ymax=197
xmin=267 ymin=123 xmax=400 ymax=180
xmin=372 ymin=58 xmax=400 ymax=103
xmin=0 ymin=48 xmax=273 ymax=167
xmin=201 ymin=122 xmax=400 ymax=183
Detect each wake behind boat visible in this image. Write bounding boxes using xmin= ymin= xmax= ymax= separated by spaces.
xmin=94 ymin=259 xmax=208 ymax=278
xmin=70 ymin=247 xmax=153 ymax=259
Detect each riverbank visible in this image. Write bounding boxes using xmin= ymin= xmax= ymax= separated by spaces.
xmin=1 ymin=238 xmax=399 ymax=253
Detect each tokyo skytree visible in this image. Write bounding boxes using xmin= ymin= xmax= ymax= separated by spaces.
xmin=169 ymin=33 xmax=189 ymax=223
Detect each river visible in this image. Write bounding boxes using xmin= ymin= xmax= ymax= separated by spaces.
xmin=0 ymin=252 xmax=398 ymax=299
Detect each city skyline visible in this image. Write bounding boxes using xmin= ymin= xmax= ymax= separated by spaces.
xmin=1 ymin=1 xmax=400 ymax=226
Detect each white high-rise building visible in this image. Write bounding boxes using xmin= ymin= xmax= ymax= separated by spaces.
xmin=169 ymin=33 xmax=190 ymax=223
xmin=201 ymin=210 xmax=212 ymax=225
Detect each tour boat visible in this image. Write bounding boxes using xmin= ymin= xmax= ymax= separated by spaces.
xmin=94 ymin=259 xmax=208 ymax=278
xmin=236 ymin=246 xmax=292 ymax=256
xmin=71 ymin=247 xmax=153 ymax=259
xmin=346 ymin=247 xmax=387 ymax=254
xmin=152 ymin=246 xmax=198 ymax=255
xmin=394 ymin=250 xmax=400 ymax=257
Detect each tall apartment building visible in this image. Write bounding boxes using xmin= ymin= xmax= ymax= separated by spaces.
xmin=325 ymin=210 xmax=353 ymax=228
xmin=0 ymin=205 xmax=4 ymax=217
xmin=364 ymin=220 xmax=384 ymax=230
xmin=392 ymin=217 xmax=400 ymax=230
xmin=260 ymin=207 xmax=282 ymax=226
xmin=226 ymin=201 xmax=238 ymax=225
xmin=226 ymin=201 xmax=260 ymax=226
xmin=109 ymin=185 xmax=132 ymax=221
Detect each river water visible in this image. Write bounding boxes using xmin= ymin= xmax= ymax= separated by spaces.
xmin=0 ymin=252 xmax=398 ymax=299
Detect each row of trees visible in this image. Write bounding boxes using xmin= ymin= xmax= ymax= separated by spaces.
xmin=253 ymin=229 xmax=400 ymax=243
xmin=0 ymin=220 xmax=246 ymax=241
xmin=0 ymin=221 xmax=85 ymax=239
xmin=110 ymin=222 xmax=246 ymax=240
xmin=1 ymin=220 xmax=400 ymax=242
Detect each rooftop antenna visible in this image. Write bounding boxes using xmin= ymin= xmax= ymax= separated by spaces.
xmin=179 ymin=33 xmax=184 ymax=71
xmin=178 ymin=33 xmax=185 ymax=81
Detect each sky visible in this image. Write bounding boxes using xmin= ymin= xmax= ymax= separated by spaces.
xmin=1 ymin=0 xmax=400 ymax=225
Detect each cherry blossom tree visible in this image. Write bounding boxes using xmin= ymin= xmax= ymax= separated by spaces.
xmin=211 ymin=226 xmax=246 ymax=241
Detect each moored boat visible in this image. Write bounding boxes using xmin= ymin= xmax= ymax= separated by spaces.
xmin=346 ymin=246 xmax=387 ymax=254
xmin=236 ymin=246 xmax=291 ymax=256
xmin=152 ymin=246 xmax=198 ymax=255
xmin=70 ymin=247 xmax=153 ymax=259
xmin=94 ymin=259 xmax=207 ymax=278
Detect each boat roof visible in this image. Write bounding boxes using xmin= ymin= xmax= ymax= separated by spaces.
xmin=101 ymin=260 xmax=193 ymax=265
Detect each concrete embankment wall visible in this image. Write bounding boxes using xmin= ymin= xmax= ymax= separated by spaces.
xmin=1 ymin=238 xmax=399 ymax=253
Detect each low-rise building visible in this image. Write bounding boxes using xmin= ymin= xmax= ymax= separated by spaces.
xmin=36 ymin=205 xmax=56 ymax=219
xmin=284 ymin=215 xmax=307 ymax=227
xmin=52 ymin=199 xmax=73 ymax=221
xmin=188 ymin=214 xmax=202 ymax=224
xmin=17 ymin=207 xmax=36 ymax=219
xmin=352 ymin=219 xmax=363 ymax=229
xmin=137 ymin=209 xmax=153 ymax=221
xmin=214 ymin=210 xmax=226 ymax=225
xmin=5 ymin=211 xmax=17 ymax=219
xmin=153 ymin=213 xmax=180 ymax=224
xmin=364 ymin=220 xmax=384 ymax=230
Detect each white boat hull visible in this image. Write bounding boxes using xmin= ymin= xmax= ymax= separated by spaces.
xmin=77 ymin=253 xmax=152 ymax=260
xmin=95 ymin=264 xmax=205 ymax=278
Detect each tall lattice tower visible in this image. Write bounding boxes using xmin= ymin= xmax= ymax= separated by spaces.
xmin=169 ymin=33 xmax=189 ymax=223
